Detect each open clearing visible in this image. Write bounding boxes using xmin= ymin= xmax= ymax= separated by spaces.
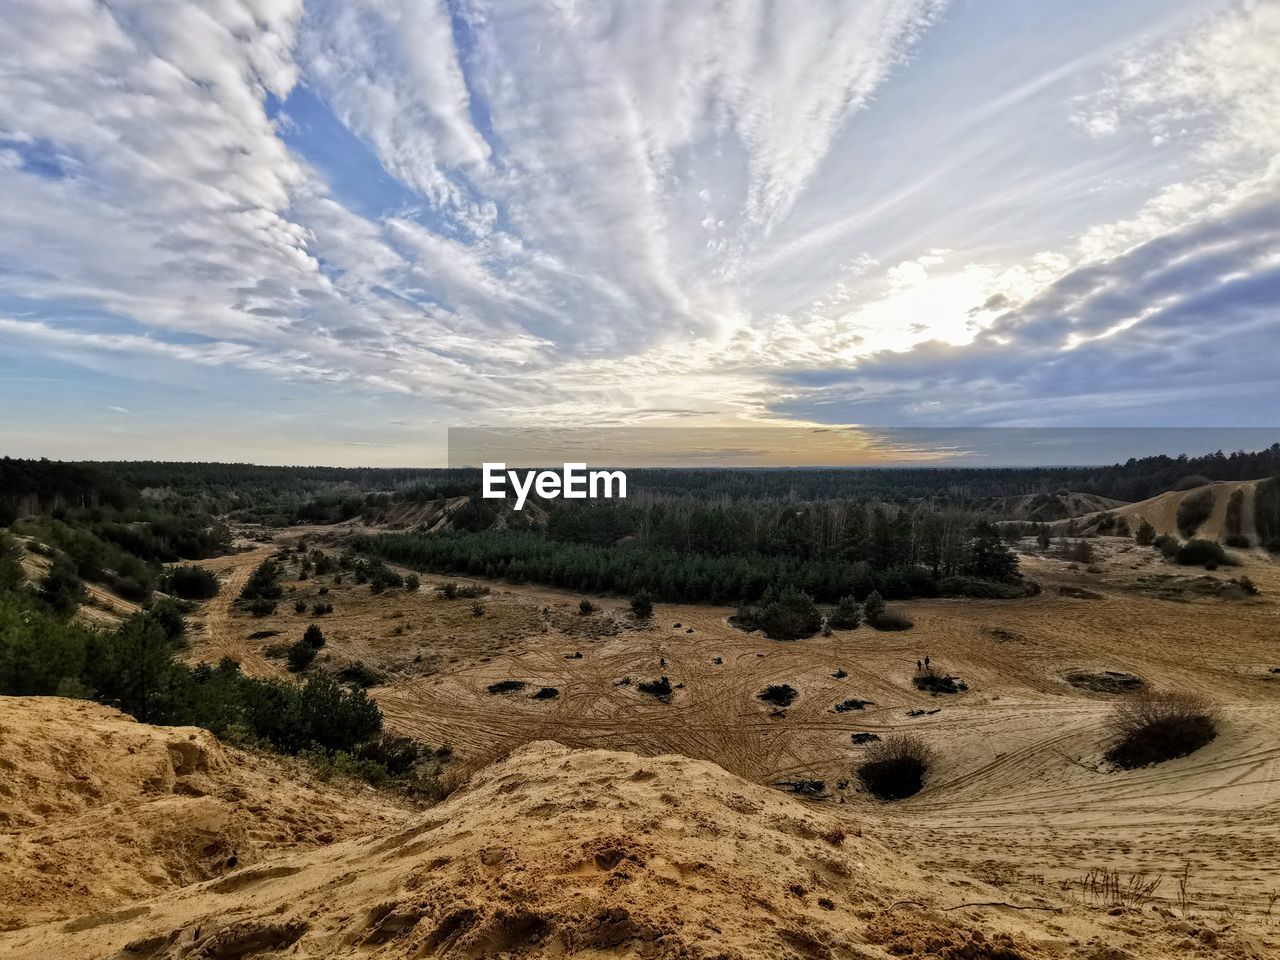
xmin=176 ymin=528 xmax=1280 ymax=939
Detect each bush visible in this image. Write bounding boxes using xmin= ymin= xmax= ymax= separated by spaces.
xmin=404 ymin=574 xmax=420 ymax=592
xmin=1103 ymin=691 xmax=1217 ymax=769
xmin=757 ymin=684 xmax=798 ymax=707
xmin=579 ymin=598 xmax=596 ymax=615
xmin=637 ymin=676 xmax=673 ymax=701
xmin=311 ymin=602 xmax=333 ymax=616
xmin=238 ymin=560 xmax=283 ymax=602
xmin=40 ymin=555 xmax=86 ymax=615
xmin=302 ymin=624 xmax=325 ymax=648
xmin=828 ymin=595 xmax=862 ymax=629
xmin=630 ymin=590 xmax=654 ymax=619
xmin=165 ymin=565 xmax=219 ymax=600
xmin=1134 ymin=520 xmax=1156 ymax=546
xmin=1238 ymin=575 xmax=1260 ymax=596
xmin=487 ymin=679 xmax=525 ymax=694
xmin=471 ymin=600 xmax=485 ymax=617
xmin=246 ymin=597 xmax=277 ymax=617
xmin=862 ymin=590 xmax=886 ymax=624
xmin=735 ymin=585 xmax=821 ymax=640
xmin=857 ymin=734 xmax=933 ymax=800
xmin=1175 ymin=539 xmax=1232 ymax=567
xmin=913 ymin=667 xmax=967 ymax=694
xmin=294 ymin=599 xmax=307 ymax=614
xmin=286 ymin=639 xmax=317 ymax=672
xmin=337 ymin=661 xmax=384 ymax=687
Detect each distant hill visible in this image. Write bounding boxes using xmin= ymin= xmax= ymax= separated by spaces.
xmin=1049 ymin=477 xmax=1280 ymax=549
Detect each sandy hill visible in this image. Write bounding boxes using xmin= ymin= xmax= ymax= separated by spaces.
xmin=1049 ymin=478 xmax=1268 ymax=545
xmin=2 ymin=704 xmax=1085 ymax=960
xmin=0 ymin=697 xmax=413 ymax=932
xmin=988 ymin=491 xmax=1126 ymax=523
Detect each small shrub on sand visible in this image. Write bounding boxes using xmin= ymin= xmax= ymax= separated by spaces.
xmin=487 ymin=679 xmax=526 ymax=695
xmin=758 ymin=684 xmax=798 ymax=707
xmin=913 ymin=666 xmax=967 ymax=694
xmin=579 ymin=598 xmax=596 ymax=614
xmin=857 ymin=734 xmax=933 ymax=800
xmin=637 ymin=676 xmax=673 ymax=701
xmin=1103 ymin=690 xmax=1217 ymax=769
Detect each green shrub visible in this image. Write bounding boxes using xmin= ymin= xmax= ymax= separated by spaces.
xmin=735 ymin=585 xmax=820 ymax=640
xmin=285 ymin=640 xmax=316 ymax=672
xmin=164 ymin=565 xmax=219 ymax=600
xmin=630 ymin=590 xmax=654 ymax=619
xmin=828 ymin=595 xmax=862 ymax=629
xmin=239 ymin=560 xmax=283 ymax=602
xmin=1134 ymin=520 xmax=1156 ymax=546
xmin=302 ymin=624 xmax=325 ymax=648
xmin=1175 ymin=539 xmax=1232 ymax=567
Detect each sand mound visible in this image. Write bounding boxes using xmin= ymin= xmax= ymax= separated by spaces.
xmin=1047 ymin=478 xmax=1273 ymax=546
xmin=3 ymin=734 xmax=1074 ymax=960
xmin=0 ymin=697 xmax=412 ymax=931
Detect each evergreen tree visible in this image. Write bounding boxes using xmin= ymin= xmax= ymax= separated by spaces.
xmin=829 ymin=595 xmax=862 ymax=630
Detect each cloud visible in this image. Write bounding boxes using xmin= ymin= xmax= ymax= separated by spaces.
xmin=0 ymin=0 xmax=1276 ymax=462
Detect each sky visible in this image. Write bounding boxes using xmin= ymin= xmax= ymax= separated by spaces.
xmin=0 ymin=0 xmax=1277 ymax=466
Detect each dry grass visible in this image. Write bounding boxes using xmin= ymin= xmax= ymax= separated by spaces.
xmin=1103 ymin=690 xmax=1217 ymax=769
xmin=857 ymin=734 xmax=934 ymax=801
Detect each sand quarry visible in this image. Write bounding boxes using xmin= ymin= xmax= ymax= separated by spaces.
xmin=2 ymin=511 xmax=1279 ymax=957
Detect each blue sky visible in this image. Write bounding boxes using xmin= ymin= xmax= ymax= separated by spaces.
xmin=0 ymin=0 xmax=1276 ymax=465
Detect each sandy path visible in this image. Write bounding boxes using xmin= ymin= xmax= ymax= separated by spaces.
xmin=188 ymin=543 xmax=283 ymax=677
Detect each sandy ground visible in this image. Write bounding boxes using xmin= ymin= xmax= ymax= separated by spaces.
xmin=172 ymin=528 xmax=1280 ymax=947
xmin=0 ymin=697 xmax=415 ymax=932
xmin=6 ymin=734 xmax=1275 ymax=959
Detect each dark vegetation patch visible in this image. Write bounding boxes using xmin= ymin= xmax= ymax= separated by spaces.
xmin=1065 ymin=670 xmax=1145 ymax=695
xmin=637 ymin=676 xmax=673 ymax=702
xmin=1223 ymin=489 xmax=1248 ymax=547
xmin=248 ymin=629 xmax=280 ymax=640
xmin=1176 ymin=487 xmax=1214 ymax=538
xmin=734 ymin=586 xmax=821 ymax=640
xmin=338 ymin=661 xmax=386 ymax=688
xmin=757 ymin=684 xmax=798 ymax=708
xmin=162 ymin=565 xmax=220 ymax=600
xmin=531 ymin=686 xmax=559 ymax=700
xmin=913 ymin=668 xmax=967 ymax=694
xmin=1174 ymin=538 xmax=1235 ymax=568
xmin=775 ymin=779 xmax=826 ymax=797
xmin=939 ymin=575 xmax=1035 ymax=599
xmin=833 ymin=699 xmax=873 ymax=713
xmin=1058 ymin=586 xmax=1104 ymax=600
xmin=1104 ymin=691 xmax=1217 ymax=769
xmin=857 ymin=734 xmax=932 ymax=801
xmin=850 ymin=733 xmax=881 ymax=744
xmin=1132 ymin=573 xmax=1250 ymax=601
xmin=831 ymin=669 xmax=848 ymax=679
xmin=487 ymin=680 xmax=526 ymax=695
